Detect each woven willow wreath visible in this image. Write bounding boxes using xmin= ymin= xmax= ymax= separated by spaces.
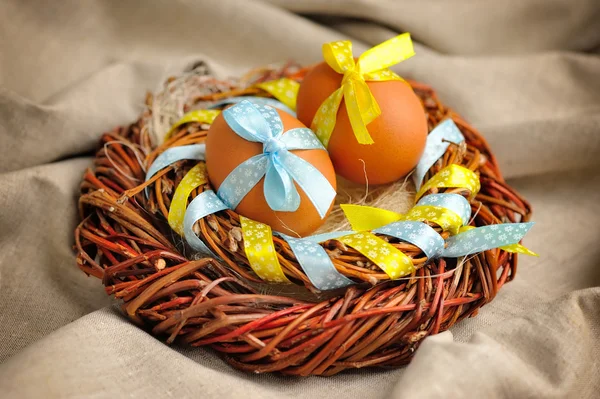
xmin=75 ymin=64 xmax=533 ymax=376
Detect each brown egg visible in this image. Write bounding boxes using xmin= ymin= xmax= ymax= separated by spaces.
xmin=296 ymin=61 xmax=428 ymax=185
xmin=205 ymin=108 xmax=337 ymax=237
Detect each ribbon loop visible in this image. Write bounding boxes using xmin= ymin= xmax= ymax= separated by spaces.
xmin=358 ymin=33 xmax=415 ymax=75
xmin=416 ymin=164 xmax=480 ymax=202
xmin=223 ymin=101 xmax=278 ymax=142
xmin=323 ymin=41 xmax=355 ymax=73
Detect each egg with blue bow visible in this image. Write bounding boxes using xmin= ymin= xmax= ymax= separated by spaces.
xmin=205 ymin=101 xmax=337 ymax=237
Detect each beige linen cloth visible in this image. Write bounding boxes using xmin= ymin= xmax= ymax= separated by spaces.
xmin=1 ymin=0 xmax=599 ymax=398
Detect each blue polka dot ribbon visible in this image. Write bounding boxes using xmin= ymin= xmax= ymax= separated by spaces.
xmin=208 ymin=96 xmax=296 ymax=117
xmin=183 ymin=190 xmax=228 ymax=256
xmin=374 ymin=221 xmax=445 ymax=260
xmin=443 ymin=223 xmax=535 ymax=257
xmin=145 ymin=144 xmax=206 ymax=183
xmin=217 ymin=100 xmax=336 ymax=218
xmin=413 ymin=119 xmax=465 ymax=191
xmin=278 ymin=233 xmax=354 ymax=290
xmin=417 ymin=193 xmax=472 ymax=226
xmin=144 ymin=144 xmax=206 ymax=196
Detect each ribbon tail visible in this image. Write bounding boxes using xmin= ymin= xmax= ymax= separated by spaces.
xmin=279 ymin=152 xmax=336 ymax=219
xmin=343 ymin=79 xmax=379 ymax=145
xmin=264 ymin=155 xmax=301 ymax=212
xmin=500 ymin=243 xmax=539 ymax=257
xmin=311 ymin=87 xmax=344 ymax=147
xmin=340 ymin=204 xmax=403 ymax=231
xmin=442 ymin=222 xmax=535 ymax=258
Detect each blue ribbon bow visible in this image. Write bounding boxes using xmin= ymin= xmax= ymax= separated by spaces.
xmin=217 ymin=100 xmax=336 ymax=218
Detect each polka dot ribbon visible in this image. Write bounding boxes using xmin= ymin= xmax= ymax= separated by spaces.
xmin=452 ymin=225 xmax=538 ymax=257
xmin=279 ymin=233 xmax=354 ymax=290
xmin=338 ymin=232 xmax=415 ymax=279
xmin=416 ymin=164 xmax=481 ymax=202
xmin=413 ymin=119 xmax=465 ymax=191
xmin=254 ymin=78 xmax=299 ymax=112
xmin=311 ymin=33 xmax=415 ymax=147
xmin=208 ymin=96 xmax=296 ymax=117
xmin=164 ymin=110 xmax=220 ymax=140
xmin=340 ymin=117 xmax=535 ymax=261
xmin=167 ymin=163 xmax=207 ymax=236
xmin=240 ymin=216 xmax=289 ymax=283
xmin=163 ymin=97 xmax=295 ymax=141
xmin=341 ymin=192 xmax=472 ymax=236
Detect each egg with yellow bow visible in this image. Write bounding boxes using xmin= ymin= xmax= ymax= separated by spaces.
xmin=296 ymin=34 xmax=428 ymax=185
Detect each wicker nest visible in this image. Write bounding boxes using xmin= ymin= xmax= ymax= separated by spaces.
xmin=75 ymin=64 xmax=532 ymax=376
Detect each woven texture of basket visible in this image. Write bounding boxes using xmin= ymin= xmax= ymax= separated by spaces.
xmin=75 ymin=64 xmax=532 ymax=376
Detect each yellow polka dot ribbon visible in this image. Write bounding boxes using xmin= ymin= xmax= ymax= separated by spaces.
xmin=338 ymin=232 xmax=415 ymax=279
xmin=254 ymin=78 xmax=299 ymax=111
xmin=167 ymin=163 xmax=207 ymax=235
xmin=311 ymin=33 xmax=415 ymax=147
xmin=415 ymin=164 xmax=481 ymax=202
xmin=240 ymin=216 xmax=290 ymax=283
xmin=403 ymin=205 xmax=464 ymax=235
xmin=165 ymin=110 xmax=221 ymax=140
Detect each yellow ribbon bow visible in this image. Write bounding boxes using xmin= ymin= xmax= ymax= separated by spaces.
xmin=311 ymin=33 xmax=415 ymax=146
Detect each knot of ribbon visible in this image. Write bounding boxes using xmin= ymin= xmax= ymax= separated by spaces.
xmin=217 ymin=100 xmax=336 ymax=218
xmin=311 ymin=33 xmax=415 ymax=147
